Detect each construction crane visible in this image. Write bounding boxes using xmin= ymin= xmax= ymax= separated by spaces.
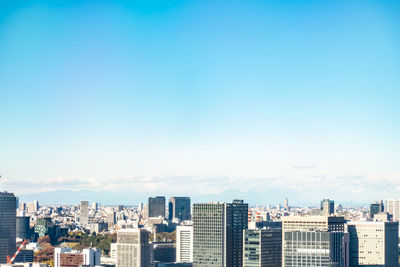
xmin=7 ymin=239 xmax=27 ymax=264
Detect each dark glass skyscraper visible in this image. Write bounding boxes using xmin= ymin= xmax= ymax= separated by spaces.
xmin=148 ymin=196 xmax=166 ymax=218
xmin=0 ymin=192 xmax=17 ymax=263
xmin=243 ymin=228 xmax=282 ymax=267
xmin=16 ymin=216 xmax=30 ymax=240
xmin=193 ymin=200 xmax=248 ymax=267
xmin=168 ymin=197 xmax=191 ymax=221
xmin=370 ymin=200 xmax=384 ymax=218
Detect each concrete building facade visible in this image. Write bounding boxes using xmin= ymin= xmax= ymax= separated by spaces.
xmin=348 ymin=221 xmax=399 ymax=267
xmin=116 ymin=229 xmax=152 ymax=267
xmin=176 ymin=225 xmax=193 ymax=263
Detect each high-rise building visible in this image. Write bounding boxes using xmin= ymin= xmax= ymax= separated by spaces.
xmin=281 ymin=216 xmax=345 ymax=267
xmin=0 ymin=192 xmax=17 ymax=263
xmin=168 ymin=197 xmax=191 ymax=221
xmin=284 ymin=198 xmax=289 ymax=212
xmin=193 ymin=200 xmax=248 ymax=267
xmin=243 ymin=228 xmax=282 ymax=267
xmin=116 ymin=229 xmax=152 ymax=267
xmin=16 ymin=216 xmax=30 ymax=240
xmin=283 ymin=231 xmax=349 ymax=267
xmin=26 ymin=202 xmax=37 ymax=214
xmin=370 ymin=200 xmax=384 ymax=218
xmin=33 ymin=200 xmax=39 ymax=212
xmin=148 ymin=196 xmax=166 ymax=218
xmin=176 ymin=225 xmax=193 ymax=263
xmin=143 ymin=204 xmax=149 ymax=219
xmin=348 ymin=221 xmax=399 ymax=267
xmin=153 ymin=242 xmax=176 ymax=263
xmin=385 ymin=199 xmax=400 ymax=221
xmin=320 ymin=199 xmax=335 ymax=215
xmin=107 ymin=210 xmax=117 ymax=227
xmin=80 ymin=201 xmax=89 ymax=226
xmin=18 ymin=202 xmax=26 ymax=212
xmin=91 ymin=202 xmax=98 ymax=211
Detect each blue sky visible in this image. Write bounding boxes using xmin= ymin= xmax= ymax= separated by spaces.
xmin=1 ymin=0 xmax=400 ymax=204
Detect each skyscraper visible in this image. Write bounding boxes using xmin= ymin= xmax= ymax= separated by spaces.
xmin=320 ymin=199 xmax=335 ymax=215
xmin=281 ymin=216 xmax=345 ymax=267
xmin=168 ymin=197 xmax=191 ymax=221
xmin=193 ymin=200 xmax=248 ymax=267
xmin=0 ymin=192 xmax=17 ymax=263
xmin=91 ymin=202 xmax=98 ymax=211
xmin=283 ymin=231 xmax=349 ymax=267
xmin=385 ymin=199 xmax=400 ymax=221
xmin=243 ymin=228 xmax=282 ymax=267
xmin=284 ymin=198 xmax=289 ymax=212
xmin=148 ymin=196 xmax=166 ymax=218
xmin=16 ymin=216 xmax=30 ymax=240
xmin=116 ymin=229 xmax=152 ymax=267
xmin=370 ymin=200 xmax=384 ymax=218
xmin=80 ymin=201 xmax=89 ymax=226
xmin=176 ymin=225 xmax=193 ymax=263
xmin=348 ymin=221 xmax=398 ymax=267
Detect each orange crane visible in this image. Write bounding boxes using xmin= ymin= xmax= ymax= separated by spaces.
xmin=7 ymin=239 xmax=27 ymax=264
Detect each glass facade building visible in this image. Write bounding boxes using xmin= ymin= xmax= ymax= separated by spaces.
xmin=283 ymin=231 xmax=348 ymax=267
xmin=243 ymin=228 xmax=282 ymax=267
xmin=149 ymin=196 xmax=166 ymax=218
xmin=193 ymin=200 xmax=248 ymax=267
xmin=0 ymin=192 xmax=17 ymax=263
xmin=281 ymin=216 xmax=346 ymax=267
xmin=168 ymin=197 xmax=191 ymax=221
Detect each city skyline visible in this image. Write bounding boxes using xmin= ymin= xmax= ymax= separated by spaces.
xmin=1 ymin=0 xmax=400 ymax=204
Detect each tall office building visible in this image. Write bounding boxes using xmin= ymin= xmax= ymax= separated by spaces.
xmin=0 ymin=192 xmax=17 ymax=263
xmin=16 ymin=216 xmax=30 ymax=240
xmin=33 ymin=200 xmax=39 ymax=212
xmin=281 ymin=216 xmax=345 ymax=267
xmin=370 ymin=200 xmax=384 ymax=218
xmin=284 ymin=198 xmax=289 ymax=212
xmin=385 ymin=199 xmax=400 ymax=221
xmin=283 ymin=231 xmax=349 ymax=267
xmin=91 ymin=202 xmax=98 ymax=211
xmin=80 ymin=201 xmax=89 ymax=226
xmin=320 ymin=199 xmax=335 ymax=215
xmin=243 ymin=228 xmax=282 ymax=267
xmin=193 ymin=200 xmax=248 ymax=267
xmin=176 ymin=225 xmax=193 ymax=263
xmin=18 ymin=202 xmax=26 ymax=212
xmin=168 ymin=197 xmax=191 ymax=221
xmin=348 ymin=221 xmax=398 ymax=267
xmin=148 ymin=196 xmax=166 ymax=218
xmin=116 ymin=229 xmax=152 ymax=267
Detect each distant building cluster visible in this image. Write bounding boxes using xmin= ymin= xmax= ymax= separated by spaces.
xmin=1 ymin=191 xmax=400 ymax=267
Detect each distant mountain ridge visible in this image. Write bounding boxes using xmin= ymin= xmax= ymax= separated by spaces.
xmin=18 ymin=189 xmax=368 ymax=207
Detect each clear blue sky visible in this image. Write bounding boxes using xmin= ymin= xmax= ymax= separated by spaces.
xmin=1 ymin=0 xmax=400 ymax=204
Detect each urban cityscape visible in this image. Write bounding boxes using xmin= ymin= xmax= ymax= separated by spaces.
xmin=2 ymin=0 xmax=400 ymax=267
xmin=0 ymin=195 xmax=398 ymax=266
